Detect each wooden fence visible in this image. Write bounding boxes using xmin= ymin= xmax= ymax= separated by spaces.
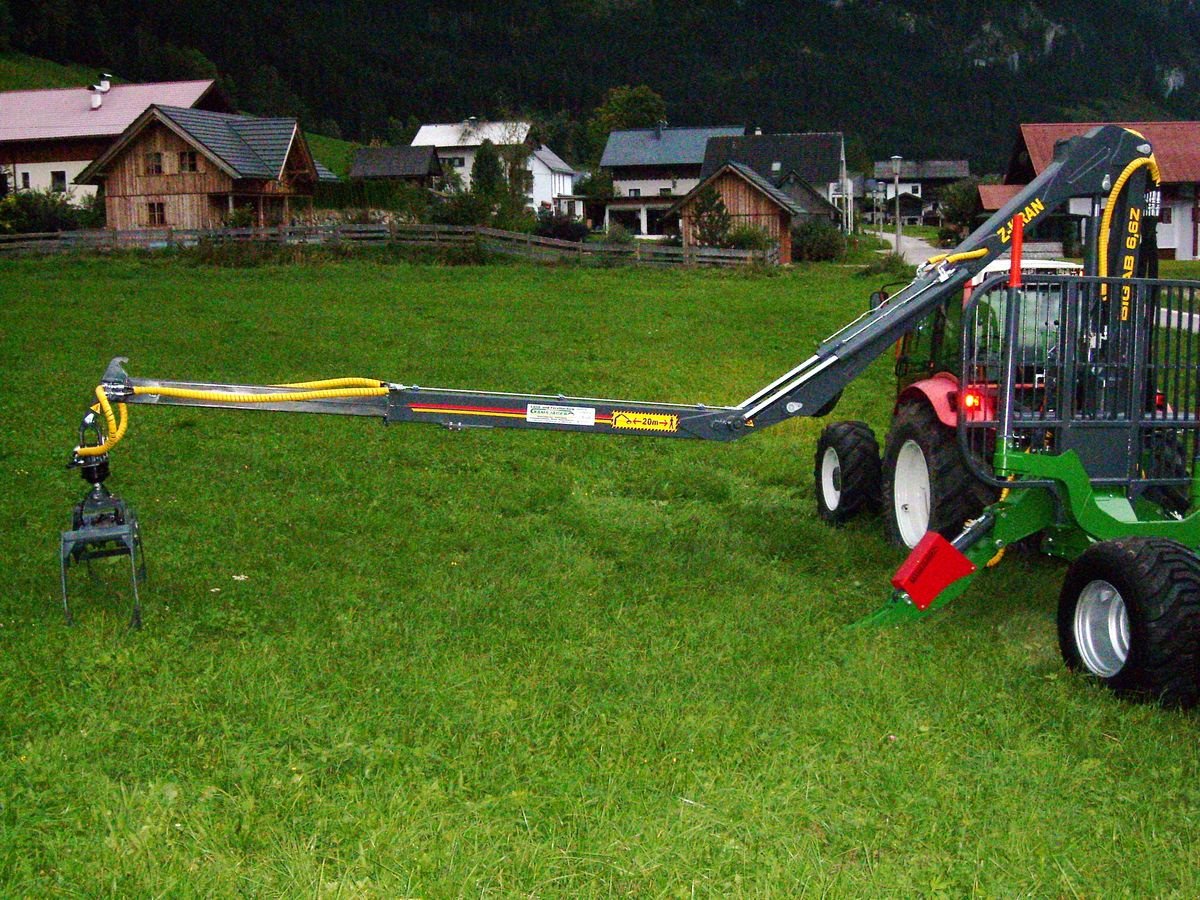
xmin=0 ymin=224 xmax=777 ymax=267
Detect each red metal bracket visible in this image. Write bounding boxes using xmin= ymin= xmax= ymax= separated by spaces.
xmin=890 ymin=532 xmax=978 ymax=611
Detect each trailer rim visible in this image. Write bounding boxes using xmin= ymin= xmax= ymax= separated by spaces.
xmin=1074 ymin=578 xmax=1130 ymax=678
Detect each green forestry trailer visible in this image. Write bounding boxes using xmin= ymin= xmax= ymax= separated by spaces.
xmin=63 ymin=125 xmax=1200 ymax=706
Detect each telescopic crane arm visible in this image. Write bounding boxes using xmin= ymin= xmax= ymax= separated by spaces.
xmin=79 ymin=126 xmax=1158 ymax=457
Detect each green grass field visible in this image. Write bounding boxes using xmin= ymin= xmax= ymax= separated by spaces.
xmin=2 ymin=253 xmax=1199 ymax=895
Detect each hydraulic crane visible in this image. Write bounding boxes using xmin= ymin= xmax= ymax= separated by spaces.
xmin=62 ymin=126 xmax=1200 ymax=706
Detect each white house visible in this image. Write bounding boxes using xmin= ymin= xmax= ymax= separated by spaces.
xmin=411 ymin=118 xmax=575 ymax=212
xmin=599 ymin=124 xmax=745 ymax=235
xmin=0 ymin=77 xmax=230 ymax=200
xmin=412 ymin=118 xmax=530 ymax=191
xmin=530 ymin=146 xmax=576 ymax=213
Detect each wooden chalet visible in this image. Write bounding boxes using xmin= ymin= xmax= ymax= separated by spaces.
xmin=670 ymin=161 xmax=804 ymax=264
xmin=0 ymin=78 xmax=229 ymax=199
xmin=76 ymin=105 xmax=338 ymax=230
xmin=701 ymin=132 xmax=849 ymax=230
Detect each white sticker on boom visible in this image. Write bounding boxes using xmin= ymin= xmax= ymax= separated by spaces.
xmin=526 ymin=404 xmax=596 ymax=427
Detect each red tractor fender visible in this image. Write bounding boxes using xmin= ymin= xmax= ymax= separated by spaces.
xmin=896 ymin=372 xmax=960 ymax=429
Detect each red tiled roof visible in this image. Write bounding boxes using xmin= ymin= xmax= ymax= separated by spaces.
xmin=0 ymin=80 xmax=216 ymax=143
xmin=979 ymin=183 xmax=1022 ymax=211
xmin=1019 ymin=122 xmax=1200 ymax=184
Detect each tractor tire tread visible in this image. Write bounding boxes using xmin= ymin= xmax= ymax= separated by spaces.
xmin=1059 ymin=537 xmax=1200 ymax=708
xmin=815 ymin=420 xmax=882 ymax=524
xmin=882 ymin=400 xmax=993 ymax=546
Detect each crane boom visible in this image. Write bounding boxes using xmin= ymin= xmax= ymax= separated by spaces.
xmin=92 ymin=126 xmax=1157 ymax=445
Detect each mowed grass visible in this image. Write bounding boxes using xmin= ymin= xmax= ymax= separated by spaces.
xmin=1 ymin=254 xmax=1198 ymax=896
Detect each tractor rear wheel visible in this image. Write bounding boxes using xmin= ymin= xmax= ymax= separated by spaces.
xmin=1058 ymin=538 xmax=1200 ymax=708
xmin=882 ymin=400 xmax=993 ymax=549
xmin=814 ymin=421 xmax=881 ymax=524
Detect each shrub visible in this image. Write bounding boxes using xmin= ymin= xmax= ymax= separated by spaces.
xmin=791 ymin=218 xmax=846 ymax=261
xmin=0 ymin=189 xmax=82 ymax=234
xmin=223 ymin=205 xmax=255 ymax=228
xmin=859 ymin=251 xmax=914 ymax=278
xmin=429 ymin=191 xmax=492 ymax=227
xmin=604 ymin=222 xmax=634 ymax=244
xmin=692 ymin=185 xmax=731 ymax=247
xmin=76 ymin=191 xmax=106 ymax=229
xmin=937 ymin=227 xmax=960 ymax=248
xmin=726 ymin=224 xmax=774 ymax=251
xmin=535 ymin=209 xmax=589 ymax=242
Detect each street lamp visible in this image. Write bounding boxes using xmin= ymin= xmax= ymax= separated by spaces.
xmin=891 ymin=155 xmax=902 ymax=251
xmin=873 ymin=180 xmax=884 ymax=239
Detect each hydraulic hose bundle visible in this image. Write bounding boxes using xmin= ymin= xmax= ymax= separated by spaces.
xmin=72 ymin=377 xmax=390 ymax=461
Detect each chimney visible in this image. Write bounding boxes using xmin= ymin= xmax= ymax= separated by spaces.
xmin=90 ymin=89 xmax=102 ymax=110
xmin=753 ymin=127 xmax=763 ymax=136
xmin=99 ymin=73 xmax=112 ymax=92
xmin=654 ymin=119 xmax=666 ymax=140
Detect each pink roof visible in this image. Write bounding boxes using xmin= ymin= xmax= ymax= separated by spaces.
xmin=0 ymin=80 xmax=216 ymax=143
xmin=1019 ymin=122 xmax=1200 ymax=184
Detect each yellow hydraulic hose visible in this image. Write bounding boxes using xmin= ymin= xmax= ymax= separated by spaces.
xmin=72 ymin=379 xmax=389 ymax=459
xmin=1098 ymin=154 xmax=1161 ymax=280
xmin=130 ymin=385 xmax=388 ymax=404
xmin=925 ymin=247 xmax=989 ymax=268
xmin=273 ymin=377 xmax=386 ymax=389
xmin=75 ymin=385 xmax=129 ymax=458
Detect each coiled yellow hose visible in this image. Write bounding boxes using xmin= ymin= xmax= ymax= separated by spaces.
xmin=72 ymin=378 xmax=389 ymax=459
xmin=1097 ymin=154 xmax=1162 ymax=281
xmin=130 ymin=385 xmax=388 ymax=404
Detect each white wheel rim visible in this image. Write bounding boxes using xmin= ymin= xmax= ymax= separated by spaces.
xmin=1074 ymin=579 xmax=1130 ymax=678
xmin=820 ymin=446 xmax=841 ymax=510
xmin=893 ymin=439 xmax=931 ymax=548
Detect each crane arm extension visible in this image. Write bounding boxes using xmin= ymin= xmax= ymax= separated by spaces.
xmin=85 ymin=128 xmax=1155 ymax=452
xmin=95 ymin=358 xmax=745 ymax=443
xmin=735 ymin=125 xmax=1158 ymax=429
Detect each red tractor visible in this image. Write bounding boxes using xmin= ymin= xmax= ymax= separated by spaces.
xmin=815 ymin=258 xmax=1082 ymax=547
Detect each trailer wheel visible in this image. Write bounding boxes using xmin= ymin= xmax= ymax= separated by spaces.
xmin=882 ymin=400 xmax=992 ymax=549
xmin=1059 ymin=538 xmax=1200 ymax=708
xmin=814 ymin=421 xmax=881 ymax=524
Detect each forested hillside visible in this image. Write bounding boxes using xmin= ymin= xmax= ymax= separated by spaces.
xmin=5 ymin=0 xmax=1200 ymax=170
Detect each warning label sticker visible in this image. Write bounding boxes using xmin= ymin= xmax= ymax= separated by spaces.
xmin=610 ymin=411 xmax=679 ymax=433
xmin=526 ymin=404 xmax=596 ymax=427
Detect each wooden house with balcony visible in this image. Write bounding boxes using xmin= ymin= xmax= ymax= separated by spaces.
xmin=76 ymin=105 xmax=337 ymax=229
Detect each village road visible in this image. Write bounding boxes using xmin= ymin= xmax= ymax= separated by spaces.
xmin=878 ymin=231 xmax=938 ymax=266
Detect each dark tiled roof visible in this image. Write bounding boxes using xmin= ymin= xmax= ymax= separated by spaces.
xmin=157 ymin=105 xmax=296 ymax=178
xmin=725 ymin=161 xmax=806 ymax=215
xmin=350 ymin=145 xmax=442 ymax=179
xmin=667 ymin=161 xmax=808 ymax=217
xmin=872 ymin=159 xmax=971 ymax=180
xmin=600 ymin=125 xmax=744 ymax=168
xmin=314 ymin=160 xmax=339 ymax=183
xmin=701 ymin=133 xmax=843 ymax=185
xmin=78 ymin=105 xmax=338 ymax=184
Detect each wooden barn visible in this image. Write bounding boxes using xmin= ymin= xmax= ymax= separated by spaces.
xmin=349 ymin=145 xmax=443 ymax=187
xmin=672 ymin=162 xmax=803 ymax=264
xmin=76 ymin=105 xmax=338 ymax=230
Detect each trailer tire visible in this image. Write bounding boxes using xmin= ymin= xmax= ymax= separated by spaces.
xmin=1059 ymin=538 xmax=1200 ymax=708
xmin=882 ymin=400 xmax=993 ymax=549
xmin=814 ymin=421 xmax=881 ymax=524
